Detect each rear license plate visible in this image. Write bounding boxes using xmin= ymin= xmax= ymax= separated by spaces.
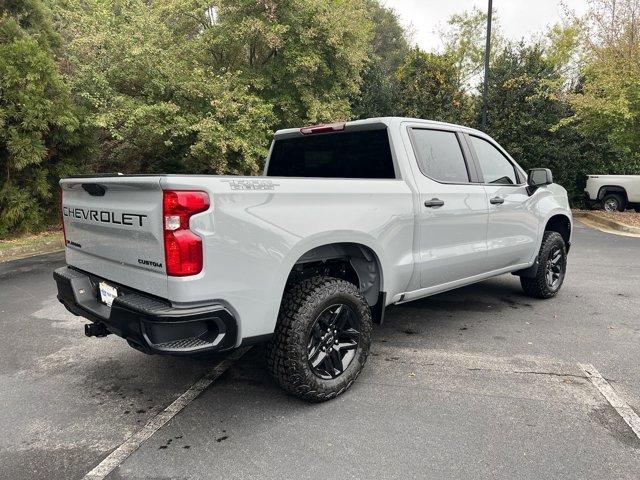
xmin=99 ymin=281 xmax=118 ymax=307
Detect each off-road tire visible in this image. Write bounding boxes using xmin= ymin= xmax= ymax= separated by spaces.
xmin=265 ymin=276 xmax=372 ymax=402
xmin=602 ymin=193 xmax=625 ymax=212
xmin=520 ymin=231 xmax=567 ymax=299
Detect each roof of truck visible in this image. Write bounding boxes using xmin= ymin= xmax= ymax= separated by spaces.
xmin=274 ymin=117 xmax=488 ymax=138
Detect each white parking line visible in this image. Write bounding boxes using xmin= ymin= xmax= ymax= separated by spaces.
xmin=83 ymin=347 xmax=251 ymax=480
xmin=578 ymin=363 xmax=640 ymax=439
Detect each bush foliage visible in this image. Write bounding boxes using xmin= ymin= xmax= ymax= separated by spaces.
xmin=0 ymin=0 xmax=88 ymax=236
xmin=1 ymin=0 xmax=639 ymax=236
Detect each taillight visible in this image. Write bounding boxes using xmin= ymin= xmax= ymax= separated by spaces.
xmin=163 ymin=190 xmax=210 ymax=276
xmin=60 ymin=188 xmax=67 ymax=246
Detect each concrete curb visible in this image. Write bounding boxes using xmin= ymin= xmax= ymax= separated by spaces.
xmin=573 ymin=211 xmax=640 ymax=235
xmin=0 ymin=236 xmax=65 ymax=263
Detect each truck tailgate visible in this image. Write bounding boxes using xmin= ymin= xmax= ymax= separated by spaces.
xmin=61 ymin=176 xmax=168 ymax=298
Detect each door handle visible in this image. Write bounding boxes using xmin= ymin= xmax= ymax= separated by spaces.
xmin=424 ymin=198 xmax=445 ymax=208
xmin=490 ymin=197 xmax=505 ymax=205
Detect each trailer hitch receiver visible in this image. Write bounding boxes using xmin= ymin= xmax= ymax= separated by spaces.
xmin=85 ymin=322 xmax=110 ymax=337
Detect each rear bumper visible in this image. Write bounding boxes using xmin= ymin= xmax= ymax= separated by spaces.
xmin=53 ymin=266 xmax=238 ymax=355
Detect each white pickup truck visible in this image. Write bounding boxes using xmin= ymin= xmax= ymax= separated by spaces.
xmin=584 ymin=175 xmax=640 ymax=212
xmin=54 ymin=117 xmax=572 ymax=402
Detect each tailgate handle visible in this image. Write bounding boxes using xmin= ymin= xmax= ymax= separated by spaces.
xmin=82 ymin=183 xmax=106 ymax=196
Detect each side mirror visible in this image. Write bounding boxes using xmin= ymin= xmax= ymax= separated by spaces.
xmin=528 ymin=168 xmax=553 ymax=188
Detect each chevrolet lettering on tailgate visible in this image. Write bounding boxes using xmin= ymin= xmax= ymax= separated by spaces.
xmin=62 ymin=206 xmax=147 ymax=227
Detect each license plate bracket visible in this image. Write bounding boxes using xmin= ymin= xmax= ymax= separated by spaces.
xmin=98 ymin=281 xmax=118 ymax=307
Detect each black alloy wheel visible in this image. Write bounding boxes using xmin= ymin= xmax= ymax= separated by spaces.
xmin=520 ymin=231 xmax=567 ymax=299
xmin=266 ymin=277 xmax=372 ymax=402
xmin=307 ymin=304 xmax=361 ymax=380
xmin=545 ymin=245 xmax=565 ymax=290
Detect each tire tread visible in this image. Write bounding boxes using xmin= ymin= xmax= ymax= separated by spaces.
xmin=520 ymin=231 xmax=566 ymax=299
xmin=265 ymin=277 xmax=372 ymax=402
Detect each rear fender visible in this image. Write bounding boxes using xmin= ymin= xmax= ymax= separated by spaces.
xmin=597 ymin=185 xmax=628 ymax=201
xmin=277 ymin=231 xmax=388 ymax=298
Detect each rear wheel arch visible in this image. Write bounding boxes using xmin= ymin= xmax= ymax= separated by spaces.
xmin=597 ymin=185 xmax=628 ymax=202
xmin=286 ymin=242 xmax=384 ymax=307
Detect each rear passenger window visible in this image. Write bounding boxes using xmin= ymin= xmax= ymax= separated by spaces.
xmin=267 ymin=129 xmax=395 ymax=179
xmin=410 ymin=129 xmax=470 ymax=183
xmin=469 ymin=136 xmax=518 ymax=185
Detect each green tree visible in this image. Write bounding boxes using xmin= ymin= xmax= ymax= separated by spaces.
xmin=351 ymin=0 xmax=410 ymax=118
xmin=0 ymin=0 xmax=85 ymax=236
xmin=441 ymin=6 xmax=502 ymax=90
xmin=395 ymin=49 xmax=471 ymax=124
xmin=205 ymin=0 xmax=373 ymax=125
xmin=480 ymin=42 xmax=617 ymax=201
xmin=563 ymin=0 xmax=640 ymax=171
xmin=52 ymin=0 xmax=275 ymax=176
xmin=51 ymin=0 xmax=374 ymax=178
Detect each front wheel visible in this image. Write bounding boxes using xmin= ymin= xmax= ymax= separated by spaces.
xmin=520 ymin=231 xmax=567 ymax=299
xmin=265 ymin=277 xmax=372 ymax=402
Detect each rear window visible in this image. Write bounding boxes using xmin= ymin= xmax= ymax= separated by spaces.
xmin=267 ymin=129 xmax=396 ymax=179
xmin=410 ymin=129 xmax=470 ymax=183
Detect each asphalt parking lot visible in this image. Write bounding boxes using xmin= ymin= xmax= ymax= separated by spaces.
xmin=1 ymin=220 xmax=639 ymax=480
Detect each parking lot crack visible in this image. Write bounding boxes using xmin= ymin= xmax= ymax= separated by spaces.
xmin=511 ymin=370 xmax=588 ymax=380
xmin=466 ymin=367 xmax=587 ymax=380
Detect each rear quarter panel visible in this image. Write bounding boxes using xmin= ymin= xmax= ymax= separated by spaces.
xmin=159 ymin=176 xmax=415 ymax=342
xmin=619 ymin=176 xmax=640 ymax=202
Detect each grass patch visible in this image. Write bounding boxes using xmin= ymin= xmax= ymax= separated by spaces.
xmin=0 ymin=229 xmax=64 ymax=261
